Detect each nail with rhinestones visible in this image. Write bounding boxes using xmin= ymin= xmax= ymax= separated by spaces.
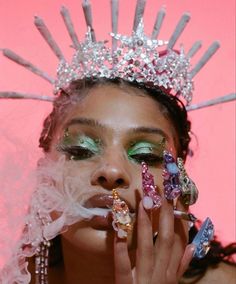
xmin=163 ymin=150 xmax=182 ymax=200
xmin=141 ymin=162 xmax=162 ymax=210
xmin=177 ymin=157 xmax=199 ymax=205
xmin=111 ymin=189 xmax=132 ymax=239
xmin=192 ymin=217 xmax=214 ymax=259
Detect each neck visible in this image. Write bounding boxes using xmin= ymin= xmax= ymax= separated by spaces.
xmin=61 ymin=238 xmax=116 ymax=284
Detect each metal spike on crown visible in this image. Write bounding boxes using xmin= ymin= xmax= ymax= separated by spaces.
xmin=1 ymin=0 xmax=235 ymax=109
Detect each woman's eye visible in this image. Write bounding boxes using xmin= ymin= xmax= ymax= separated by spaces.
xmin=128 ymin=141 xmax=165 ymax=166
xmin=58 ymin=132 xmax=101 ymax=160
xmin=129 ymin=153 xmax=163 ymax=166
xmin=57 ymin=145 xmax=96 ymax=160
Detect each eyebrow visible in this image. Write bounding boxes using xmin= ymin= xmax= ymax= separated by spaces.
xmin=66 ymin=117 xmax=168 ymax=139
xmin=130 ymin=126 xmax=168 ymax=139
xmin=66 ymin=117 xmax=106 ymax=130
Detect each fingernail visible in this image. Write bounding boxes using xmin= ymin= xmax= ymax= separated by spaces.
xmin=189 ymin=244 xmax=196 ymax=256
xmin=192 ymin=217 xmax=214 ymax=259
xmin=111 ymin=189 xmax=132 ymax=239
xmin=141 ymin=162 xmax=162 ymax=210
xmin=163 ymin=151 xmax=181 ymax=200
xmin=163 ymin=151 xmax=198 ymax=206
xmin=177 ymin=157 xmax=199 ymax=205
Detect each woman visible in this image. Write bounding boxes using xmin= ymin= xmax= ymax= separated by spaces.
xmin=25 ymin=78 xmax=234 ymax=284
xmin=29 ymin=78 xmax=196 ymax=283
xmin=0 ymin=1 xmax=235 ymax=283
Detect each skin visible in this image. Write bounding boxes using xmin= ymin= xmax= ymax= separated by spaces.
xmin=38 ymin=84 xmax=195 ymax=284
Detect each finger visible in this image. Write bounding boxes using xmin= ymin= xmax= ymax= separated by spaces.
xmin=136 ymin=201 xmax=154 ymax=284
xmin=114 ymin=235 xmax=133 ymax=284
xmin=166 ymin=218 xmax=188 ymax=279
xmin=153 ymin=198 xmax=174 ymax=278
xmin=177 ymin=244 xmax=195 ymax=278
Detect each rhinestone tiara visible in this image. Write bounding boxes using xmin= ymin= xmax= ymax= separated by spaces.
xmin=1 ymin=0 xmax=232 ymax=107
xmin=56 ymin=21 xmax=194 ymax=102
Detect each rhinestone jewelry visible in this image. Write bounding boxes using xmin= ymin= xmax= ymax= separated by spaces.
xmin=163 ymin=151 xmax=182 ymax=201
xmin=35 ymin=240 xmax=50 ymax=284
xmin=192 ymin=218 xmax=214 ymax=259
xmin=141 ymin=162 xmax=162 ymax=209
xmin=112 ymin=189 xmax=133 ymax=239
xmin=162 ymin=151 xmax=198 ymax=205
xmin=177 ymin=157 xmax=199 ymax=205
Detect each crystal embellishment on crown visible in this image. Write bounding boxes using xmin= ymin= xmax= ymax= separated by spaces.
xmin=55 ymin=21 xmax=193 ymax=104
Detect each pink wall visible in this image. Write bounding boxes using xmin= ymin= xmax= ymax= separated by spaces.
xmin=0 ymin=0 xmax=235 ymax=268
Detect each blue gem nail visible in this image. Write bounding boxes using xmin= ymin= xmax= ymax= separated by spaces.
xmin=192 ymin=217 xmax=214 ymax=259
xmin=163 ymin=151 xmax=182 ymax=200
xmin=163 ymin=151 xmax=198 ymax=205
xmin=166 ymin=162 xmax=179 ymax=174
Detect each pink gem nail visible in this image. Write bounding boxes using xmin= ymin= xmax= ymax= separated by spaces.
xmin=141 ymin=162 xmax=162 ymax=209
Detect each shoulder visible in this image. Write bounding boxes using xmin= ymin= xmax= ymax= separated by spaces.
xmin=200 ymin=262 xmax=236 ymax=284
xmin=180 ymin=262 xmax=236 ymax=284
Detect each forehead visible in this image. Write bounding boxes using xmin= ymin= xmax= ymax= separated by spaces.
xmin=59 ymin=84 xmax=176 ymax=141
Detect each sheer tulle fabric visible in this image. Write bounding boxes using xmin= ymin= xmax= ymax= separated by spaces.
xmin=0 ymin=156 xmax=103 ymax=284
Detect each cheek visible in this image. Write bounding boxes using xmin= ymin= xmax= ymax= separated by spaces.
xmin=61 ymin=222 xmax=109 ymax=253
xmin=46 ymin=158 xmax=98 ymax=220
xmin=60 ymin=159 xmax=93 ymax=186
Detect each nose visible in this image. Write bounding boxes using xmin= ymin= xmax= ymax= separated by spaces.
xmin=91 ymin=159 xmax=130 ymax=190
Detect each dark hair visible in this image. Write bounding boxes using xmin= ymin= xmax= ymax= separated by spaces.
xmin=39 ymin=78 xmax=191 ymax=160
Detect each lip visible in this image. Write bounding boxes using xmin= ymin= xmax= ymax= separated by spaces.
xmin=84 ymin=194 xmax=114 ymax=209
xmin=84 ymin=193 xmax=135 ymax=213
xmin=90 ymin=213 xmax=114 ymax=230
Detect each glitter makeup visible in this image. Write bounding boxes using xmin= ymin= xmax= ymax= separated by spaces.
xmin=128 ymin=137 xmax=165 ymax=165
xmin=57 ymin=128 xmax=101 ymax=160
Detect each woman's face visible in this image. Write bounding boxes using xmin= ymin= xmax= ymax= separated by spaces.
xmin=49 ymin=84 xmax=180 ymax=255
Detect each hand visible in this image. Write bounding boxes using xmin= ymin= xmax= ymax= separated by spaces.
xmin=114 ymin=198 xmax=195 ymax=284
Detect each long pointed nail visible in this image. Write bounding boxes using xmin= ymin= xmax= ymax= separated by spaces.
xmin=111 ymin=189 xmax=132 ymax=239
xmin=192 ymin=217 xmax=214 ymax=259
xmin=141 ymin=162 xmax=162 ymax=210
xmin=163 ymin=151 xmax=182 ymax=200
xmin=163 ymin=151 xmax=198 ymax=206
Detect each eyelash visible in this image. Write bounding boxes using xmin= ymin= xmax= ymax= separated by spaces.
xmin=58 ymin=145 xmax=95 ymax=160
xmin=58 ymin=144 xmax=164 ymax=165
xmin=128 ymin=153 xmax=163 ymax=166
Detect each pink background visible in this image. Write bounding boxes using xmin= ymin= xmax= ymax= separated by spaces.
xmin=0 ymin=0 xmax=235 ymax=268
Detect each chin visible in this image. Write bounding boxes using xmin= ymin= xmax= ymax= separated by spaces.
xmin=62 ymin=224 xmax=115 ymax=255
xmin=62 ymin=221 xmax=137 ymax=255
